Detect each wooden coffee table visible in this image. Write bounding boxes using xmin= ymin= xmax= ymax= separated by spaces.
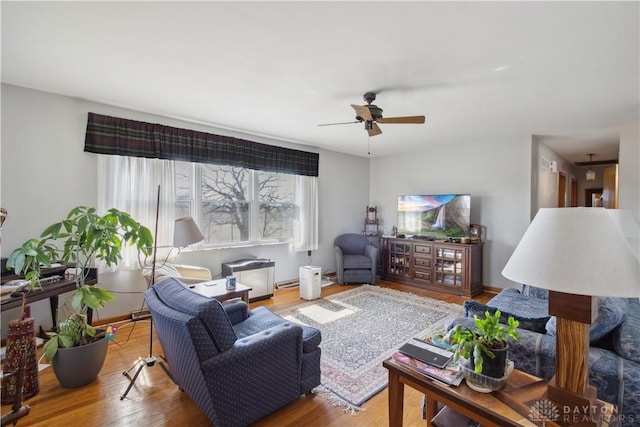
xmin=383 ymin=357 xmax=613 ymax=427
xmin=188 ymin=279 xmax=252 ymax=303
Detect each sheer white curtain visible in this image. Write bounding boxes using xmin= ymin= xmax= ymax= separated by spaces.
xmin=97 ymin=155 xmax=176 ymax=270
xmin=293 ymin=175 xmax=318 ymax=252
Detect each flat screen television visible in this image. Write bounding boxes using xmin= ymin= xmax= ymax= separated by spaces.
xmin=397 ymin=194 xmax=471 ymax=238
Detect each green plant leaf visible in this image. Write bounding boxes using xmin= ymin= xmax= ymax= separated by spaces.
xmin=42 ymin=336 xmax=59 ymax=362
xmin=58 ymin=333 xmax=75 ymax=349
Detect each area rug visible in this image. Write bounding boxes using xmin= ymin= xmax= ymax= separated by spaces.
xmin=275 ymin=285 xmax=463 ymax=412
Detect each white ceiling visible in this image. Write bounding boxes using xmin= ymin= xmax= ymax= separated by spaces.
xmin=2 ymin=1 xmax=638 ymax=160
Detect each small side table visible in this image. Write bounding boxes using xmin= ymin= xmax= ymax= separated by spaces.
xmin=188 ymin=279 xmax=252 ymax=303
xmin=383 ymin=357 xmax=614 ymax=427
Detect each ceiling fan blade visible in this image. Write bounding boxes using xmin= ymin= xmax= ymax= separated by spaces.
xmin=377 ymin=116 xmax=425 ymax=124
xmin=367 ymin=122 xmax=382 ymax=137
xmin=351 ymin=104 xmax=373 ymax=121
xmin=317 ymin=121 xmax=360 ymax=127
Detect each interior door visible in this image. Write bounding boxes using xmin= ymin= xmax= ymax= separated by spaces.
xmin=570 ymin=177 xmax=578 ymax=207
xmin=602 ymin=164 xmax=619 ymax=208
xmin=557 ymin=172 xmax=567 ymax=207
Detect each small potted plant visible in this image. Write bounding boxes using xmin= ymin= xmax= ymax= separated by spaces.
xmin=7 ymin=206 xmax=152 ymax=388
xmin=446 ymin=310 xmax=520 ymax=381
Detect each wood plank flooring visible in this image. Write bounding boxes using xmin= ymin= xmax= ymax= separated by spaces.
xmin=2 ymin=280 xmax=494 ymax=427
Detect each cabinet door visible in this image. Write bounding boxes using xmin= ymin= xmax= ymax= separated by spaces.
xmin=434 ymin=245 xmax=465 ymax=287
xmin=387 ymin=240 xmax=411 ymax=278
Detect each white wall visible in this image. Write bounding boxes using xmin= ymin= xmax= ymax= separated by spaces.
xmin=369 ymin=135 xmax=531 ymax=289
xmin=619 ymin=118 xmax=640 ymax=216
xmin=1 ymin=84 xmax=369 ymax=333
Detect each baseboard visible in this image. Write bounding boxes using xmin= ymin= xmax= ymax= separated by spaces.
xmin=482 ymin=285 xmax=502 ymax=295
xmin=91 ymin=312 xmax=147 ymax=327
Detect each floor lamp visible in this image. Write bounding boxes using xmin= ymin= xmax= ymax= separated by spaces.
xmin=120 ymin=186 xmax=204 ymax=400
xmin=502 ymin=208 xmax=639 ymax=425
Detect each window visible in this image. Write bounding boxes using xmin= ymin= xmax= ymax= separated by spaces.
xmin=175 ymin=162 xmax=295 ymax=245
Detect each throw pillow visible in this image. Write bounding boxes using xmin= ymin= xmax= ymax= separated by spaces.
xmin=546 ymin=297 xmax=628 ymax=343
xmin=463 ymin=300 xmax=549 ymax=333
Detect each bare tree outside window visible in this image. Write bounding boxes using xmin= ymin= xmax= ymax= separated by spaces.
xmin=257 ymin=171 xmax=294 ymax=240
xmin=175 ymin=162 xmax=294 ymax=244
xmin=201 ymin=165 xmax=250 ymax=242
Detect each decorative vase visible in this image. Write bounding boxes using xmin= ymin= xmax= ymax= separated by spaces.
xmin=1 ymin=317 xmax=38 ymax=404
xmin=51 ymin=334 xmax=108 ymax=388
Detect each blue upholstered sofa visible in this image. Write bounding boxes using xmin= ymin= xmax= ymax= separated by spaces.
xmin=145 ymin=277 xmax=322 ymax=427
xmin=451 ymin=285 xmax=640 ymax=426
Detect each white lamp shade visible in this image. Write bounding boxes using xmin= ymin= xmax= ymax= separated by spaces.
xmin=173 ymin=216 xmax=204 ymax=248
xmin=502 ymin=208 xmax=640 ymax=297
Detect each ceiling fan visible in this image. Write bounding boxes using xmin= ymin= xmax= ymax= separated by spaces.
xmin=318 ymin=91 xmax=425 ymax=137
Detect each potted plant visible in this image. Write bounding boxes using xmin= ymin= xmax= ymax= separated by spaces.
xmin=446 ymin=310 xmax=520 ymax=379
xmin=7 ymin=206 xmax=152 ymax=388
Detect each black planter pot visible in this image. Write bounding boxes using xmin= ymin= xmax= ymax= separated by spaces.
xmin=51 ymin=335 xmax=108 ymax=388
xmin=472 ymin=345 xmax=509 ymax=378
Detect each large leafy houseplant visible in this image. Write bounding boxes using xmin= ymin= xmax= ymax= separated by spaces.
xmin=7 ymin=206 xmax=153 ymax=362
xmin=445 ymin=310 xmax=520 ymax=377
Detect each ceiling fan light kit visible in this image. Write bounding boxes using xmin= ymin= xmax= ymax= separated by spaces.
xmin=319 ymin=91 xmax=425 ymax=137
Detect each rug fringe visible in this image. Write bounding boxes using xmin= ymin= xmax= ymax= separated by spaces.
xmin=312 ymin=385 xmax=365 ymax=415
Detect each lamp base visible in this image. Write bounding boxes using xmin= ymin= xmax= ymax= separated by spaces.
xmin=547 ymin=378 xmax=602 ymax=426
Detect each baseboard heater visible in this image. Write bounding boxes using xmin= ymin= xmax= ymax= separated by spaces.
xmin=221 ymin=258 xmax=275 ymax=302
xmin=276 ymin=279 xmax=299 ymax=289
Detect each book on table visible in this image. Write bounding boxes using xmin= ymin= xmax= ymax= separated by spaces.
xmin=392 ymin=351 xmax=463 ymax=386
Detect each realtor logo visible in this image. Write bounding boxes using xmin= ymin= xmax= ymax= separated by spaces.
xmin=529 ymin=399 xmax=560 ymax=425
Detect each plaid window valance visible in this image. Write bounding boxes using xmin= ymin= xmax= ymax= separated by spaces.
xmin=84 ymin=112 xmax=319 ymax=176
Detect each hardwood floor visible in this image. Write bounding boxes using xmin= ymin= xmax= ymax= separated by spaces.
xmin=2 ymin=280 xmax=494 ymax=427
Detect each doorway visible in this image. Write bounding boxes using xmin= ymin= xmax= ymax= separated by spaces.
xmin=585 ymin=188 xmax=603 ymax=207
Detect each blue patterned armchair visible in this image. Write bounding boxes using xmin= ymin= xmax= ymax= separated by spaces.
xmin=144 ymin=277 xmax=322 ymax=427
xmin=334 ymin=233 xmax=378 ymax=285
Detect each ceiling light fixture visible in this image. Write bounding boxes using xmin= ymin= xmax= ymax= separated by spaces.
xmin=586 ymin=153 xmax=597 ymax=182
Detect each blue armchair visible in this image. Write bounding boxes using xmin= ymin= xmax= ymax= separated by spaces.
xmin=144 ymin=277 xmax=322 ymax=427
xmin=334 ymin=233 xmax=379 ymax=285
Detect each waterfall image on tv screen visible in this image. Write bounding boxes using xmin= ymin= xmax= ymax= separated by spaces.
xmin=397 ymin=194 xmax=471 ymax=238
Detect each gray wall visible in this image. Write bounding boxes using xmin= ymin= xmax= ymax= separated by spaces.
xmin=619 ymin=119 xmax=640 ymax=215
xmin=1 ymin=84 xmax=369 ymax=333
xmin=369 ymin=136 xmax=531 ymax=289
